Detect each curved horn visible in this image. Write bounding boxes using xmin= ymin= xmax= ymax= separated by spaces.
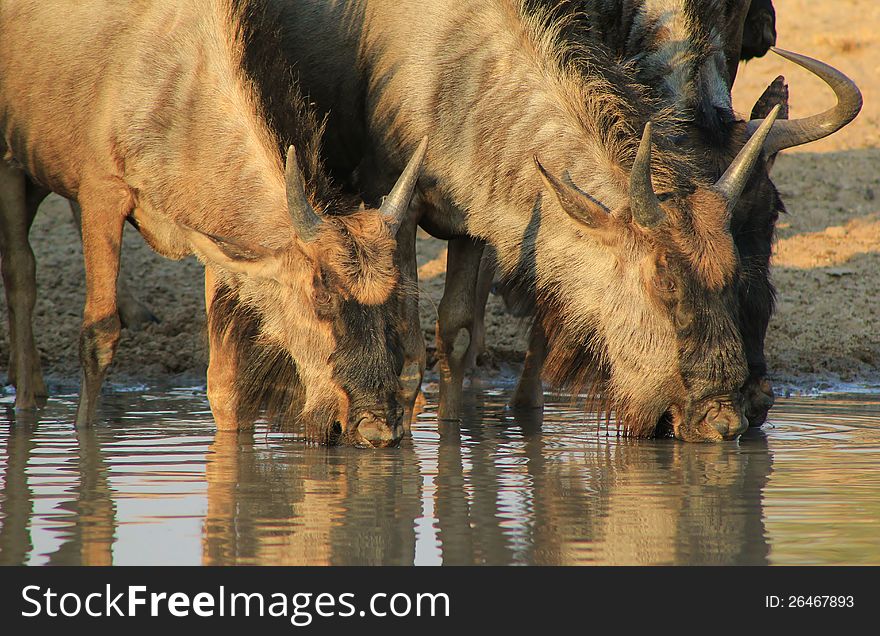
xmin=629 ymin=122 xmax=664 ymax=228
xmin=716 ymin=104 xmax=780 ymax=209
xmin=380 ymin=136 xmax=428 ymax=234
xmin=748 ymin=48 xmax=862 ymax=156
xmin=285 ymin=146 xmax=323 ymax=242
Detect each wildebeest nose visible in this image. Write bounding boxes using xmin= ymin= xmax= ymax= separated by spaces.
xmin=743 ymin=378 xmax=775 ymax=427
xmin=704 ymin=401 xmax=748 ymax=440
xmin=353 ymin=413 xmax=404 ymax=449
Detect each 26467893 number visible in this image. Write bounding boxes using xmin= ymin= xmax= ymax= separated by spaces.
xmin=765 ymin=596 xmax=854 ymax=608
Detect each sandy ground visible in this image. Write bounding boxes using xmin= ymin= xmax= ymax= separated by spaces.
xmin=729 ymin=0 xmax=880 ymax=387
xmin=1 ymin=0 xmax=878 ymax=394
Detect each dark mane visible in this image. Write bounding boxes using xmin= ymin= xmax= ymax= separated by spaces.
xmin=527 ymin=0 xmax=737 ymax=146
xmin=228 ymin=0 xmax=355 ymax=213
xmin=521 ymin=1 xmax=698 ymax=195
xmin=525 ymin=0 xmax=662 ymax=63
xmin=208 ymin=284 xmax=339 ymax=443
xmin=681 ymin=0 xmax=727 ymax=65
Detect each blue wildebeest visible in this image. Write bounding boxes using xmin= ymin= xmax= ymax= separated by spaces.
xmin=489 ymin=0 xmax=860 ymax=428
xmin=266 ymin=0 xmax=810 ymax=441
xmin=0 ymin=0 xmax=428 ymax=447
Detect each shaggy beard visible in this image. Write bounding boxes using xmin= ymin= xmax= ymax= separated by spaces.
xmin=210 ymin=283 xmax=343 ymax=444
xmin=537 ymin=301 xmax=666 ymax=439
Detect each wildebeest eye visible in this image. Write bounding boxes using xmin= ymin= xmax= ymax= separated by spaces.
xmin=656 ymin=192 xmax=673 ymax=202
xmin=314 ymin=289 xmax=332 ymax=305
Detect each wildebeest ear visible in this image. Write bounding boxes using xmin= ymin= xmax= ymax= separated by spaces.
xmin=741 ymin=0 xmax=777 ymax=62
xmin=750 ymin=75 xmax=788 ymax=171
xmin=534 ymin=157 xmax=610 ymax=229
xmin=751 ymin=76 xmax=789 ymax=121
xmin=187 ymin=228 xmax=283 ymax=279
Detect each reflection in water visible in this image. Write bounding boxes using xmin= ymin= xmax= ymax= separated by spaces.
xmin=0 ymin=409 xmax=36 ymax=564
xmin=584 ymin=433 xmax=770 ymax=565
xmin=0 ymin=408 xmax=116 ymax=565
xmin=203 ymin=431 xmax=421 ymax=565
xmin=46 ymin=425 xmax=116 ymax=565
xmin=429 ymin=401 xmax=771 ymax=565
xmin=1 ymin=389 xmax=880 ymax=565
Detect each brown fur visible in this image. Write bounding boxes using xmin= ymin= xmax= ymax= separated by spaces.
xmin=272 ymin=0 xmax=751 ymax=439
xmin=503 ymin=0 xmax=790 ymax=432
xmin=572 ymin=1 xmax=788 ymax=431
xmin=319 ymin=213 xmax=398 ymax=306
xmin=668 ymin=189 xmax=738 ymax=290
xmin=0 ymin=0 xmax=414 ymax=443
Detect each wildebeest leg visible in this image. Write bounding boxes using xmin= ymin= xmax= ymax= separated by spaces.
xmin=462 ymin=248 xmax=495 ymax=372
xmin=436 ymin=237 xmax=484 ymax=420
xmin=722 ymin=1 xmax=750 ymax=86
xmin=743 ymin=375 xmax=774 ymax=427
xmin=394 ymin=214 xmax=426 ymax=435
xmin=204 ymin=268 xmax=250 ymax=431
xmin=736 ymin=75 xmax=786 ymax=427
xmin=74 ymin=179 xmax=129 ymax=428
xmin=0 ymin=163 xmax=48 ymax=409
xmin=68 ymin=200 xmax=158 ymax=331
xmin=510 ymin=319 xmax=546 ymax=410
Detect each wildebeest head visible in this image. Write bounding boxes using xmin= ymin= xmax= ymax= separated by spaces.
xmin=535 ymin=48 xmax=860 ymax=441
xmin=708 ymin=49 xmax=861 ymax=425
xmin=534 ymin=106 xmax=784 ymax=441
xmin=190 ymin=139 xmax=429 ymax=448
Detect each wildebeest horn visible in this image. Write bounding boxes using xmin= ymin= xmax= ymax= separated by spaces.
xmin=716 ymin=104 xmax=780 ymax=209
xmin=715 ymin=104 xmax=780 ymax=210
xmin=748 ymin=48 xmax=862 ymax=156
xmin=285 ymin=145 xmax=323 ymax=242
xmin=629 ymin=122 xmax=664 ymax=228
xmin=380 ymin=136 xmax=428 ymax=234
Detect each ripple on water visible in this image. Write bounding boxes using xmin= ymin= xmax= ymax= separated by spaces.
xmin=1 ymin=389 xmax=880 ymax=565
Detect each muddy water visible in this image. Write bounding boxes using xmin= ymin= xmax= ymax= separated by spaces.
xmin=1 ymin=386 xmax=879 ymax=566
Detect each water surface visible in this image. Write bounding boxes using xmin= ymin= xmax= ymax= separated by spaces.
xmin=1 ymin=386 xmax=879 ymax=565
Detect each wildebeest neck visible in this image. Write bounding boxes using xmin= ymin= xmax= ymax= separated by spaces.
xmin=527 ymin=1 xmax=735 ymax=143
xmin=231 ymin=0 xmax=347 ymax=212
